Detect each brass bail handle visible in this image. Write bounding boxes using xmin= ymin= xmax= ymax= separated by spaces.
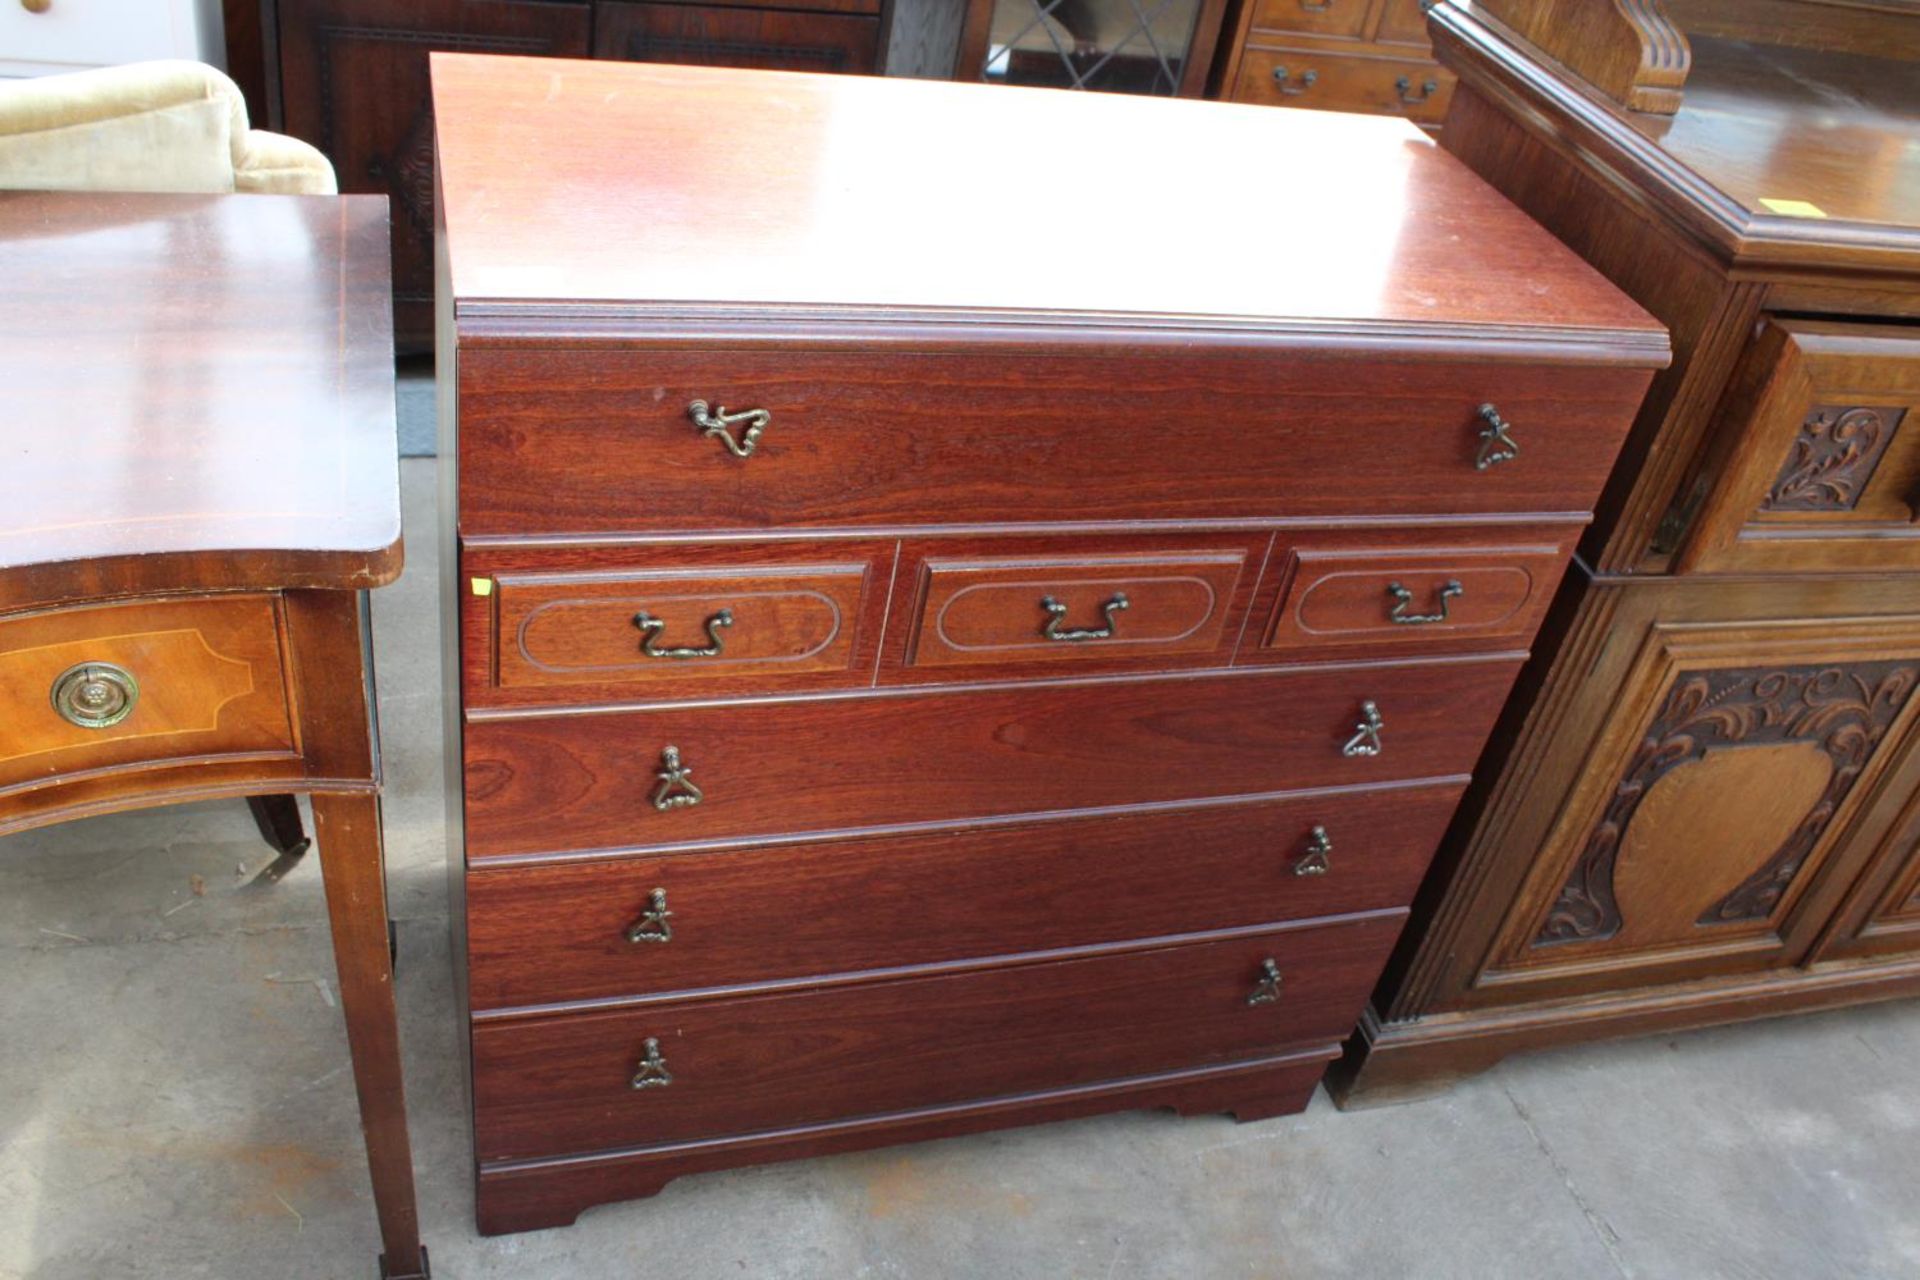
xmin=1342 ymin=700 xmax=1384 ymax=757
xmin=688 ymin=399 xmax=770 ymax=458
xmin=630 ymin=1037 xmax=673 ymax=1089
xmin=1041 ymin=592 xmax=1129 ymax=642
xmin=651 ymin=745 xmax=704 ymax=811
xmin=625 ymin=888 xmax=674 ymax=943
xmin=1475 ymin=403 xmax=1520 ymax=470
xmin=1294 ymin=826 xmax=1333 ymax=876
xmin=1246 ymin=958 xmax=1284 ymax=1006
xmin=635 ymin=608 xmax=733 ymax=659
xmin=1387 ymin=579 xmax=1464 ymax=625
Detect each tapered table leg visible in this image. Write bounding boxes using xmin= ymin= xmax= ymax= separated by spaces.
xmin=312 ymin=791 xmax=430 ymax=1279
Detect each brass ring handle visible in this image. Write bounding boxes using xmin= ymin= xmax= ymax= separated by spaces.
xmin=1342 ymin=700 xmax=1384 ymax=757
xmin=1396 ymin=76 xmax=1439 ymax=105
xmin=1041 ymin=592 xmax=1129 ymax=642
xmin=51 ymin=662 xmax=138 ymax=729
xmin=1271 ymin=66 xmax=1318 ymax=96
xmin=630 ymin=1037 xmax=673 ymax=1089
xmin=651 ymin=745 xmax=704 ymax=811
xmin=625 ymin=888 xmax=674 ymax=943
xmin=1246 ymin=958 xmax=1284 ymax=1006
xmin=1387 ymin=580 xmax=1464 ymax=625
xmin=687 ymin=399 xmax=770 ymax=458
xmin=1475 ymin=403 xmax=1520 ymax=470
xmin=1294 ymin=826 xmax=1333 ymax=876
xmin=634 ymin=608 xmax=733 ymax=659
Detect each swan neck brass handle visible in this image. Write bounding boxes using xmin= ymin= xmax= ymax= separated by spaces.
xmin=625 ymin=888 xmax=674 ymax=943
xmin=1475 ymin=403 xmax=1520 ymax=470
xmin=651 ymin=745 xmax=704 ymax=811
xmin=1271 ymin=65 xmax=1318 ymax=96
xmin=51 ymin=662 xmax=139 ymax=729
xmin=1342 ymin=700 xmax=1385 ymax=757
xmin=688 ymin=399 xmax=770 ymax=458
xmin=1387 ymin=580 xmax=1464 ymax=625
xmin=630 ymin=1038 xmax=673 ymax=1089
xmin=1294 ymin=826 xmax=1333 ymax=876
xmin=634 ymin=608 xmax=733 ymax=659
xmin=1246 ymin=959 xmax=1284 ymax=1006
xmin=1041 ymin=592 xmax=1129 ymax=642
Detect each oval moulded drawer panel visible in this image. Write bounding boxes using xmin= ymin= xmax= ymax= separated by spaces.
xmin=464 ymin=540 xmax=895 ymax=706
xmin=454 ymin=348 xmax=1650 ymax=533
xmin=0 ymin=594 xmax=296 ymax=795
xmin=885 ymin=532 xmax=1268 ymax=680
xmin=462 ymin=656 xmax=1523 ymax=858
xmin=465 ymin=781 xmax=1466 ymax=1010
xmin=469 ymin=913 xmax=1405 ymax=1161
xmin=1251 ymin=528 xmax=1577 ymax=661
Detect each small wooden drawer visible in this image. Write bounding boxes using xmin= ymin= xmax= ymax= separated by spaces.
xmin=1250 ymin=526 xmax=1576 ymax=661
xmin=1677 ymin=319 xmax=1920 ymax=575
xmin=462 ymin=541 xmax=893 ymax=707
xmin=1231 ymin=46 xmax=1455 ymax=123
xmin=886 ymin=533 xmax=1265 ymax=680
xmin=456 ymin=348 xmax=1649 ymax=534
xmin=462 ymin=656 xmax=1522 ymax=858
xmin=470 ymin=912 xmax=1404 ymax=1161
xmin=0 ymin=594 xmax=296 ymax=796
xmin=1248 ymin=0 xmax=1370 ymax=40
xmin=466 ymin=781 xmax=1464 ymax=1011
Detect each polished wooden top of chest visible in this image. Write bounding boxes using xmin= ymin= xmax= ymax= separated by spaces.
xmin=0 ymin=191 xmax=402 ymax=606
xmin=430 ymin=54 xmax=1663 ymax=357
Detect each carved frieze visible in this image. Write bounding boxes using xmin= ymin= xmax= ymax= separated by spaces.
xmin=1761 ymin=405 xmax=1905 ymax=513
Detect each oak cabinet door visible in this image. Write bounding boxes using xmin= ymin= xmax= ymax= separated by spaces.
xmin=275 ymin=0 xmax=593 ymax=349
xmin=1816 ymin=729 xmax=1920 ymax=964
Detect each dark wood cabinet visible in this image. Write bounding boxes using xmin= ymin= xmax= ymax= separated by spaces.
xmin=257 ymin=0 xmax=888 ymax=349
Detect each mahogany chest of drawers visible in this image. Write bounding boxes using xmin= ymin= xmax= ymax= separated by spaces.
xmin=431 ymin=53 xmax=1667 ymax=1234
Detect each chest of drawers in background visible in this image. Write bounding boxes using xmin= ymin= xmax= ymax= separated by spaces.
xmin=432 ymin=53 xmax=1667 ymax=1235
xmin=1215 ymin=0 xmax=1454 ymax=124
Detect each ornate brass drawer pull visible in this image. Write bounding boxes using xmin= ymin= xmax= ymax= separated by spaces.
xmin=625 ymin=888 xmax=674 ymax=943
xmin=1294 ymin=826 xmax=1333 ymax=876
xmin=634 ymin=608 xmax=733 ymax=659
xmin=1475 ymin=403 xmax=1520 ymax=470
xmin=50 ymin=662 xmax=139 ymax=729
xmin=1246 ymin=958 xmax=1284 ymax=1006
xmin=1396 ymin=76 xmax=1439 ymax=106
xmin=1271 ymin=65 xmax=1318 ymax=96
xmin=1342 ymin=700 xmax=1384 ymax=757
xmin=651 ymin=745 xmax=704 ymax=811
xmin=630 ymin=1037 xmax=673 ymax=1089
xmin=1387 ymin=579 xmax=1464 ymax=625
xmin=687 ymin=399 xmax=770 ymax=458
xmin=1041 ymin=592 xmax=1129 ymax=642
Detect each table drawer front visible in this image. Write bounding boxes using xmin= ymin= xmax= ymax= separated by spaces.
xmin=463 ymin=657 xmax=1520 ymax=858
xmin=0 ymin=595 xmax=296 ymax=794
xmin=1252 ymin=530 xmax=1573 ymax=661
xmin=891 ymin=533 xmax=1265 ymax=679
xmin=470 ymin=913 xmax=1403 ymax=1160
xmin=1680 ymin=319 xmax=1920 ymax=575
xmin=456 ymin=349 xmax=1647 ymax=533
xmin=1231 ymin=46 xmax=1454 ymax=123
xmin=466 ymin=782 xmax=1463 ymax=1010
xmin=465 ymin=541 xmax=894 ymax=705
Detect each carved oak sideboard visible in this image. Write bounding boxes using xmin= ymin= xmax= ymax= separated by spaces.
xmin=1333 ymin=0 xmax=1920 ymax=1106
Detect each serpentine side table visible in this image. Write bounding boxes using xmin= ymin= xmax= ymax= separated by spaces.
xmin=0 ymin=191 xmax=427 ymax=1279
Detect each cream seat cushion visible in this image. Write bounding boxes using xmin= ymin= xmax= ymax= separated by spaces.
xmin=0 ymin=59 xmax=335 ymax=195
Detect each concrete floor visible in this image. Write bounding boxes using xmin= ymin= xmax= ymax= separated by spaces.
xmin=4 ymin=458 xmax=1918 ymax=1280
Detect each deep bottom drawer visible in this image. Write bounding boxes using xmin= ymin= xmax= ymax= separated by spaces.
xmin=470 ymin=912 xmax=1403 ymax=1161
xmin=465 ymin=782 xmax=1464 ymax=1010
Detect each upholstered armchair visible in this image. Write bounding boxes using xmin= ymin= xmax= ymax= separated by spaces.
xmin=0 ymin=59 xmax=335 ymax=195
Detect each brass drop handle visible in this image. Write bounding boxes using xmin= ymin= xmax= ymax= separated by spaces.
xmin=1475 ymin=403 xmax=1520 ymax=470
xmin=625 ymin=888 xmax=674 ymax=943
xmin=1294 ymin=826 xmax=1333 ymax=876
xmin=1271 ymin=65 xmax=1318 ymax=96
xmin=1387 ymin=580 xmax=1464 ymax=625
xmin=1246 ymin=958 xmax=1284 ymax=1006
xmin=687 ymin=399 xmax=770 ymax=458
xmin=1342 ymin=700 xmax=1384 ymax=757
xmin=1041 ymin=592 xmax=1129 ymax=642
xmin=630 ymin=1037 xmax=673 ymax=1089
xmin=1396 ymin=76 xmax=1439 ymax=105
xmin=51 ymin=662 xmax=139 ymax=729
xmin=634 ymin=608 xmax=733 ymax=659
xmin=651 ymin=745 xmax=704 ymax=811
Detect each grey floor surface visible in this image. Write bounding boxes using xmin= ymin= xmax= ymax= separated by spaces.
xmin=3 ymin=459 xmax=1917 ymax=1280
